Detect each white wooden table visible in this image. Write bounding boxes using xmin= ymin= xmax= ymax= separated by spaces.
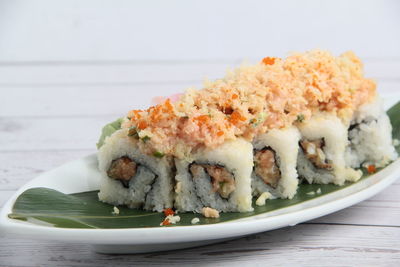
xmin=1 ymin=1 xmax=400 ymax=266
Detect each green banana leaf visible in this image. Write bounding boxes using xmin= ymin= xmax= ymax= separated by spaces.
xmin=8 ymin=101 xmax=400 ymax=229
xmin=387 ymin=102 xmax=400 ymax=142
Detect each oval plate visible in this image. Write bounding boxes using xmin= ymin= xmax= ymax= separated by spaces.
xmin=1 ymin=94 xmax=400 ymax=254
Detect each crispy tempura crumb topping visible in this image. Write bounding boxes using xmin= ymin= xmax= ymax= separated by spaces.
xmin=123 ymin=50 xmax=376 ymax=158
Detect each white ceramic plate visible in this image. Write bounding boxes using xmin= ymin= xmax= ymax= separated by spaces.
xmin=1 ymin=94 xmax=399 ymax=254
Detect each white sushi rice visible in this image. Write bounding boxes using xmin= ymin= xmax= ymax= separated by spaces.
xmin=166 ymin=215 xmax=181 ymax=224
xmin=112 ymin=206 xmax=120 ymax=215
xmin=252 ymin=126 xmax=300 ymax=199
xmin=174 ymin=138 xmax=254 ymax=213
xmin=98 ymin=129 xmax=174 ymax=212
xmin=345 ymin=98 xmax=398 ymax=168
xmin=393 ymin=139 xmax=400 ymax=147
xmin=191 ymin=217 xmax=200 ymax=224
xmin=255 ymin=192 xmax=272 ymax=206
xmin=297 ymin=113 xmax=362 ymax=185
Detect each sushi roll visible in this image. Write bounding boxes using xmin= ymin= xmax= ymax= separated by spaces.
xmin=174 ymin=138 xmax=253 ymax=213
xmin=252 ymin=127 xmax=301 ymax=199
xmin=346 ymin=98 xmax=398 ymax=168
xmin=297 ymin=114 xmax=362 ymax=185
xmin=98 ymin=128 xmax=174 ymax=212
xmin=96 ymin=49 xmax=396 ymax=214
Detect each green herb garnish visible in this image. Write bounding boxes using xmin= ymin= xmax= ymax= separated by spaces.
xmin=128 ymin=126 xmax=139 ymax=139
xmin=153 ymin=151 xmax=165 ymax=158
xmin=249 ymin=118 xmax=257 ymax=124
xmin=296 ymin=114 xmax=305 ymax=123
xmin=250 ymin=112 xmax=267 ymax=127
xmin=141 ymin=136 xmax=151 ymax=143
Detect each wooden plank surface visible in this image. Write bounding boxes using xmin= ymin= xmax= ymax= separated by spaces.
xmin=0 ymin=225 xmax=399 ymax=267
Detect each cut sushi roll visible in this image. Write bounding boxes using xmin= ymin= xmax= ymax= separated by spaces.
xmin=98 ymin=129 xmax=174 ymax=212
xmin=95 ymin=49 xmax=392 ymax=214
xmin=252 ymin=127 xmax=301 ymax=199
xmin=174 ymin=138 xmax=253 ymax=213
xmin=297 ymin=114 xmax=362 ymax=185
xmin=346 ymin=98 xmax=398 ymax=168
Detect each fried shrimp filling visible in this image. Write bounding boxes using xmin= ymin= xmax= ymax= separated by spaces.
xmin=107 ymin=156 xmax=137 ymax=187
xmin=190 ymin=164 xmax=236 ymax=199
xmin=254 ymin=148 xmax=281 ymax=188
xmin=300 ymin=139 xmax=332 ymax=170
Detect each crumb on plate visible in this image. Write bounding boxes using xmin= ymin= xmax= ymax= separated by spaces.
xmin=160 ymin=214 xmax=181 ymax=226
xmin=112 ymin=206 xmax=120 ymax=215
xmin=191 ymin=217 xmax=200 ymax=224
xmin=201 ymin=207 xmax=220 ymax=218
xmin=255 ymin=192 xmax=272 ymax=206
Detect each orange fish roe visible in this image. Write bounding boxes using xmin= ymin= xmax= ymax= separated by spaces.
xmin=122 ymin=50 xmax=376 ymax=158
xmin=161 ymin=219 xmax=171 ymax=226
xmin=262 ymin=57 xmax=276 ymax=65
xmin=163 ymin=208 xmax=175 ymax=216
xmin=230 ymin=110 xmax=247 ymax=125
xmin=137 ymin=121 xmax=147 ymax=130
xmin=194 ymin=115 xmax=211 ymax=126
xmin=367 ymin=165 xmax=376 ymax=174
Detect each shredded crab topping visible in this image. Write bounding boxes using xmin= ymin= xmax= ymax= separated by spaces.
xmin=122 ymin=50 xmax=376 ymax=157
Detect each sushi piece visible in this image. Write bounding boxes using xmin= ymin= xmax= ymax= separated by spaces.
xmin=346 ymin=98 xmax=398 ymax=168
xmin=297 ymin=114 xmax=362 ymax=185
xmin=98 ymin=128 xmax=174 ymax=212
xmin=174 ymin=138 xmax=253 ymax=212
xmin=252 ymin=127 xmax=301 ymax=199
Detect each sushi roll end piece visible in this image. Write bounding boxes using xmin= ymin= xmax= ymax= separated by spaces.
xmin=98 ymin=129 xmax=174 ymax=212
xmin=346 ymin=98 xmax=398 ymax=169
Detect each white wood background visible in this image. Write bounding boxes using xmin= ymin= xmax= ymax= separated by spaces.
xmin=0 ymin=1 xmax=400 ymax=266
